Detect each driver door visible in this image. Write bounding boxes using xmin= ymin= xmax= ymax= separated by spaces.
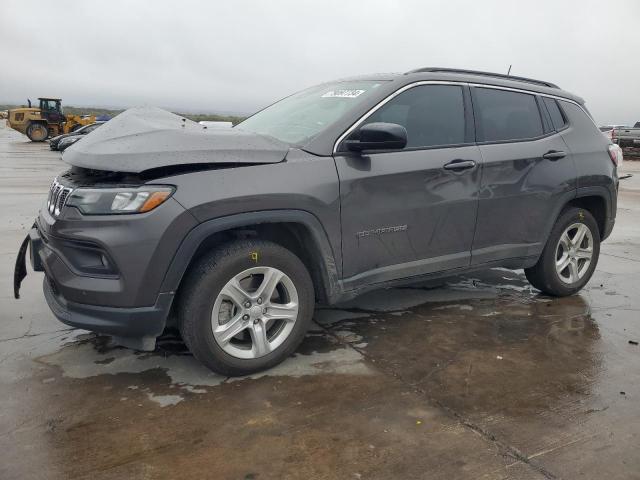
xmin=334 ymin=84 xmax=482 ymax=288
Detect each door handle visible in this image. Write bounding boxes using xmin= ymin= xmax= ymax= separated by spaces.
xmin=542 ymin=150 xmax=566 ymax=161
xmin=443 ymin=159 xmax=476 ymax=171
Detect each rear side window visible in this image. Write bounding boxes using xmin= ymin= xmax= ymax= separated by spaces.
xmin=543 ymin=97 xmax=567 ymax=130
xmin=363 ymin=84 xmax=465 ymax=148
xmin=474 ymin=88 xmax=544 ymax=142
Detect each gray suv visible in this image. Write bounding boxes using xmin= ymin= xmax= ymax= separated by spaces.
xmin=15 ymin=68 xmax=619 ymax=375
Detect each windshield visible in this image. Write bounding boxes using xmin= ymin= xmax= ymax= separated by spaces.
xmin=236 ymin=81 xmax=385 ymax=144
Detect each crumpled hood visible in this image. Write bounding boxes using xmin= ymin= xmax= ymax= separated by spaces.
xmin=63 ymin=106 xmax=289 ymax=173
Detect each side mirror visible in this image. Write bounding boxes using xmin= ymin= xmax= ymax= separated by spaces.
xmin=345 ymin=122 xmax=407 ymax=152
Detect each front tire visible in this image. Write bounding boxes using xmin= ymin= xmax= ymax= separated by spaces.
xmin=27 ymin=123 xmax=48 ymax=142
xmin=525 ymin=207 xmax=600 ymax=296
xmin=177 ymin=239 xmax=314 ymax=376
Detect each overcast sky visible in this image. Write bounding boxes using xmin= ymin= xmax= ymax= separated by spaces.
xmin=1 ymin=0 xmax=638 ymax=124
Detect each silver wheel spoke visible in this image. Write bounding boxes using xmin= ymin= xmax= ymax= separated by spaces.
xmin=572 ymin=224 xmax=588 ymax=248
xmin=265 ymin=302 xmax=298 ymax=322
xmin=575 ymin=248 xmax=592 ymax=259
xmin=249 ymin=322 xmax=271 ymax=356
xmin=214 ymin=313 xmax=248 ymax=345
xmin=556 ymin=255 xmax=571 ymax=273
xmin=220 ymin=279 xmax=250 ymax=307
xmin=254 ymin=268 xmax=283 ymax=301
xmin=568 ymin=259 xmax=580 ymax=282
xmin=560 ymin=232 xmax=571 ymax=249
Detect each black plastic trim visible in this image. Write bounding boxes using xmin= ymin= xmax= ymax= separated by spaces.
xmin=159 ymin=210 xmax=342 ymax=303
xmin=43 ymin=277 xmax=173 ymax=339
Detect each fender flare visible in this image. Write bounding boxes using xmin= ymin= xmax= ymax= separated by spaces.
xmin=542 ymin=186 xmax=613 ymax=245
xmin=575 ymin=185 xmax=612 ymax=217
xmin=575 ymin=185 xmax=616 ymax=239
xmin=159 ymin=210 xmax=342 ymax=303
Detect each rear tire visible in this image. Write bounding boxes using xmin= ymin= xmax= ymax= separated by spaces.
xmin=525 ymin=207 xmax=600 ymax=296
xmin=177 ymin=239 xmax=314 ymax=376
xmin=27 ymin=123 xmax=48 ymax=142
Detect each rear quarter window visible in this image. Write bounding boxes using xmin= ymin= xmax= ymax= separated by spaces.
xmin=543 ymin=97 xmax=567 ymax=131
xmin=474 ymin=88 xmax=544 ymax=142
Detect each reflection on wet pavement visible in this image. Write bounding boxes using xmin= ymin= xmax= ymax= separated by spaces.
xmin=1 ymin=123 xmax=640 ymax=479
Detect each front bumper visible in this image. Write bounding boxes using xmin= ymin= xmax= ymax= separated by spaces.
xmin=43 ymin=275 xmax=173 ymax=350
xmin=16 ymin=224 xmax=176 ymax=350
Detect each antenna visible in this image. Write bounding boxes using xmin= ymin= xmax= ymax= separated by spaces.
xmin=507 ymin=64 xmax=512 ymax=75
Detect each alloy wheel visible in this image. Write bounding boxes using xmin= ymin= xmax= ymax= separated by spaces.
xmin=211 ymin=266 xmax=299 ymax=359
xmin=555 ymin=222 xmax=594 ymax=284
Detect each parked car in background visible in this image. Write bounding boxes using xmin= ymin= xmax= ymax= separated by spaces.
xmin=57 ymin=135 xmax=83 ymax=152
xmin=15 ymin=68 xmax=619 ymax=376
xmin=49 ymin=121 xmax=105 ymax=151
xmin=612 ymin=125 xmax=640 ymax=148
xmin=599 ymin=125 xmax=626 ymax=141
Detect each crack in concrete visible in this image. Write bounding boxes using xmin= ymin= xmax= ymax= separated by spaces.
xmin=317 ymin=320 xmax=560 ymax=480
xmin=600 ymin=252 xmax=640 ymax=263
xmin=0 ymin=326 xmax=75 ymax=344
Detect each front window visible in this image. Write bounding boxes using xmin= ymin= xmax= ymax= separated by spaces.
xmin=41 ymin=100 xmax=61 ymax=112
xmin=358 ymin=84 xmax=466 ymax=148
xmin=236 ymin=81 xmax=385 ymax=144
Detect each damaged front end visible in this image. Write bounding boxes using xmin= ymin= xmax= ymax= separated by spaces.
xmin=13 ymin=165 xmax=196 ymax=350
xmin=13 ymin=106 xmax=295 ymax=350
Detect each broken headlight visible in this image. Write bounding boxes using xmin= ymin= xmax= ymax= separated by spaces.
xmin=66 ymin=186 xmax=174 ymax=215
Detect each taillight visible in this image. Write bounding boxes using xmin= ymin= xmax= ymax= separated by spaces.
xmin=608 ymin=144 xmax=622 ymax=167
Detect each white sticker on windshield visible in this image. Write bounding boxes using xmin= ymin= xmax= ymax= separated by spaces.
xmin=322 ymin=89 xmax=366 ymax=98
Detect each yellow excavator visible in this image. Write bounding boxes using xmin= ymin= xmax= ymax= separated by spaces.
xmin=6 ymin=98 xmax=95 ymax=142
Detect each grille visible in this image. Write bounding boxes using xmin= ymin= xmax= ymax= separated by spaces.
xmin=46 ymin=178 xmax=74 ymax=217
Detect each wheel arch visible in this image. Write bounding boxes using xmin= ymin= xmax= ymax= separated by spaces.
xmin=566 ymin=194 xmax=608 ymax=239
xmin=160 ymin=210 xmax=342 ymax=305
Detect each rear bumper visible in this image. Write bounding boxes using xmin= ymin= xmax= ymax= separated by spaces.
xmin=43 ymin=276 xmax=173 ymax=349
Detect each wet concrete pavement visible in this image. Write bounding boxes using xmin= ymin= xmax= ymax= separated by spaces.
xmin=1 ymin=122 xmax=639 ymax=479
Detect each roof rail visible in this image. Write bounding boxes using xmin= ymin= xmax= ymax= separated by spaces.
xmin=405 ymin=67 xmax=559 ymax=89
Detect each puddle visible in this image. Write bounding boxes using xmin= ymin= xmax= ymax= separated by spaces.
xmin=37 ymin=331 xmax=373 ymax=393
xmin=38 ymin=338 xmax=226 ymax=387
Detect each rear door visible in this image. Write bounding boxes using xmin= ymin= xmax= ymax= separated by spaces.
xmin=334 ymin=83 xmax=482 ymax=287
xmin=470 ymin=86 xmax=576 ymax=265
